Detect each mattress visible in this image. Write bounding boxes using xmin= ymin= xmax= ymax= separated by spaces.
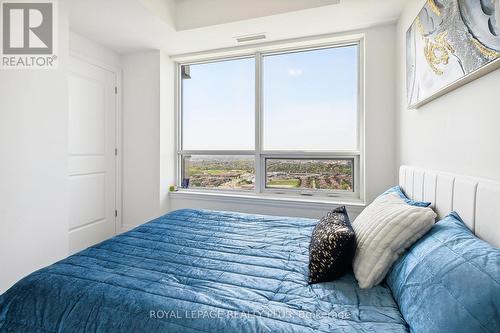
xmin=0 ymin=209 xmax=408 ymax=333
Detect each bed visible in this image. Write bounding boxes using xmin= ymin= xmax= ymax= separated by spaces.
xmin=0 ymin=209 xmax=407 ymax=333
xmin=1 ymin=165 xmax=499 ymax=333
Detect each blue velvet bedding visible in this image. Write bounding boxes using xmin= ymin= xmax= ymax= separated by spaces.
xmin=0 ymin=209 xmax=407 ymax=333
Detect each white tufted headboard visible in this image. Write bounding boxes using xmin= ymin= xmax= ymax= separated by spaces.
xmin=399 ymin=166 xmax=500 ymax=248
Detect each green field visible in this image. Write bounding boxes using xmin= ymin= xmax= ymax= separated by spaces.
xmin=267 ymin=179 xmax=300 ymax=188
xmin=188 ymin=168 xmax=247 ymax=176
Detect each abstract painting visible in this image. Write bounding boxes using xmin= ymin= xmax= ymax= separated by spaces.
xmin=407 ymin=0 xmax=500 ymax=108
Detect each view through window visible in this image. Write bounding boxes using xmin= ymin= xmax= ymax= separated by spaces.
xmin=265 ymin=159 xmax=353 ymax=191
xmin=183 ymin=155 xmax=255 ymax=190
xmin=179 ymin=42 xmax=360 ymax=196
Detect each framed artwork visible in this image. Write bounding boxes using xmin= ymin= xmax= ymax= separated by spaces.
xmin=407 ymin=0 xmax=500 ymax=108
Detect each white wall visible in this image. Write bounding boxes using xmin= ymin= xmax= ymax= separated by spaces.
xmin=159 ymin=52 xmax=176 ymax=214
xmin=122 ymin=51 xmax=161 ymax=227
xmin=69 ymin=31 xmax=122 ymax=69
xmin=169 ymin=24 xmax=397 ymax=219
xmin=396 ymin=0 xmax=500 ymax=181
xmin=363 ymin=24 xmax=397 ymax=201
xmin=0 ymin=3 xmax=70 ymax=293
xmin=122 ymin=51 xmax=175 ymax=229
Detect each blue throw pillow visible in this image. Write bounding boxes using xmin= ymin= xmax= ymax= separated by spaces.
xmin=380 ymin=186 xmax=431 ymax=207
xmin=386 ymin=212 xmax=500 ymax=333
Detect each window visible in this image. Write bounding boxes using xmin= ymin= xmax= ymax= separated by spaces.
xmin=183 ymin=155 xmax=255 ymax=190
xmin=262 ymin=47 xmax=358 ymax=151
xmin=182 ymin=58 xmax=255 ymax=150
xmin=178 ymin=41 xmax=362 ymax=199
xmin=265 ymin=158 xmax=354 ymax=191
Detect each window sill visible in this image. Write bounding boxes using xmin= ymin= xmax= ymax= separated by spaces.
xmin=168 ymin=189 xmax=366 ymax=213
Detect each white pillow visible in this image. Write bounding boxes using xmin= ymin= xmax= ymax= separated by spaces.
xmin=352 ymin=192 xmax=436 ymax=288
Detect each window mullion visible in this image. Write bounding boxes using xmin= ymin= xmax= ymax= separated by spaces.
xmin=255 ymin=52 xmax=263 ymax=193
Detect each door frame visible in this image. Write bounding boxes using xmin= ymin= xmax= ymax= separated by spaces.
xmin=69 ymin=51 xmax=123 ymax=235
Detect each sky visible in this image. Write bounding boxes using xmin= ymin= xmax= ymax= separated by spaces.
xmin=182 ymin=45 xmax=358 ymax=151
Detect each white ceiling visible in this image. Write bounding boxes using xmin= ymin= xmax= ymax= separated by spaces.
xmin=67 ymin=0 xmax=406 ymax=55
xmin=174 ymin=0 xmax=340 ymax=30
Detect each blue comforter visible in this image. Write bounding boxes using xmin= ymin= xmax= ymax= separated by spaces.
xmin=0 ymin=209 xmax=407 ymax=332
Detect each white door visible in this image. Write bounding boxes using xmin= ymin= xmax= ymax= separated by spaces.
xmin=68 ymin=56 xmax=117 ymax=254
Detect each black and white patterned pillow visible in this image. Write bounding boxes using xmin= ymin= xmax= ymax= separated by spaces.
xmin=308 ymin=206 xmax=356 ymax=284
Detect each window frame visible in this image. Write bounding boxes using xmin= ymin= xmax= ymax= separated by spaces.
xmin=175 ymin=37 xmax=365 ymax=201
